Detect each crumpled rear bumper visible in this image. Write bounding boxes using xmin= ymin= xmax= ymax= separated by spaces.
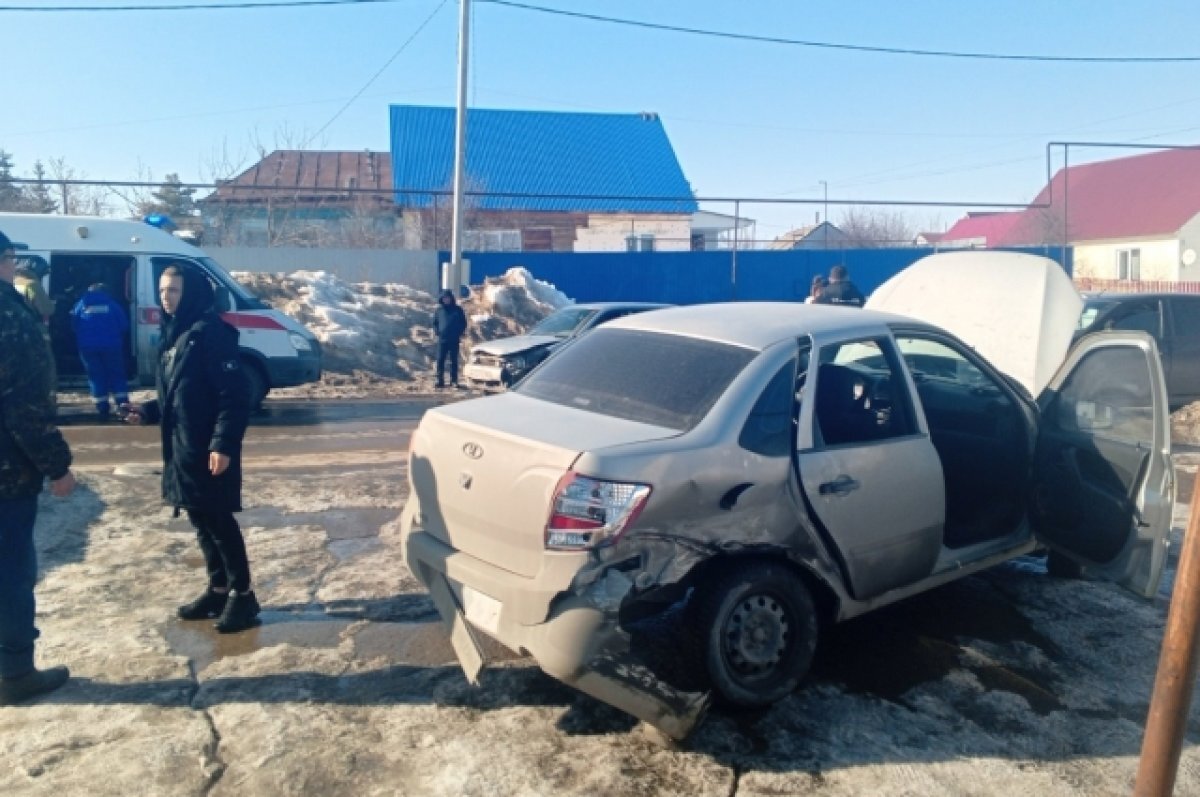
xmin=403 ymin=524 xmax=709 ymax=740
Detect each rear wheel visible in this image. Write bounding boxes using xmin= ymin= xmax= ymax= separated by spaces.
xmin=691 ymin=561 xmax=818 ymax=708
xmin=243 ymin=359 xmax=269 ymax=409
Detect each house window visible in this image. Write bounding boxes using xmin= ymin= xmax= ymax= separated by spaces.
xmin=522 ymin=228 xmax=553 ymax=252
xmin=625 ymin=234 xmax=655 ymax=252
xmin=1116 ymin=248 xmax=1141 ymax=281
xmin=464 ymin=230 xmax=521 ymax=252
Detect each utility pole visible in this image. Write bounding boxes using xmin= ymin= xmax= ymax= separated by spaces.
xmin=819 ymin=180 xmax=828 ymax=249
xmin=1134 ymin=468 xmax=1200 ymax=796
xmin=447 ymin=0 xmax=471 ymax=292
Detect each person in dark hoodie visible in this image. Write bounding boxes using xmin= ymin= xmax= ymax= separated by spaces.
xmin=124 ymin=263 xmax=258 ymax=633
xmin=814 ymin=264 xmax=865 ymax=308
xmin=71 ymin=282 xmax=130 ymax=420
xmin=432 ymin=288 xmax=467 ymax=388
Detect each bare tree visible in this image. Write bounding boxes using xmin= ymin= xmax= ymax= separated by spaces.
xmin=1020 ymin=202 xmax=1067 ymax=247
xmin=107 ymin=162 xmax=160 ymax=219
xmin=46 ymin=157 xmax=112 ymax=216
xmin=407 ymin=177 xmax=486 ymax=250
xmin=835 ymin=206 xmax=918 ymax=248
xmin=24 ymin=162 xmax=58 ymax=213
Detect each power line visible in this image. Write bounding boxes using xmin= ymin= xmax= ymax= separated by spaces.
xmin=5 ymin=176 xmax=1033 ymax=210
xmin=303 ymin=0 xmax=450 ymax=145
xmin=480 ymin=0 xmax=1200 ymax=64
xmin=0 ymin=0 xmax=404 ymax=10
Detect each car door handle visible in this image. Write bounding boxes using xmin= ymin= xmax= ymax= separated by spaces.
xmin=819 ymin=475 xmax=860 ymax=496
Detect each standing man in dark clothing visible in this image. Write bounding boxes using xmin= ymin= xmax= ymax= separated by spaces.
xmin=125 ymin=264 xmax=258 ymax=633
xmin=0 ymin=229 xmax=76 ymax=706
xmin=815 ymin=264 xmax=866 ymax=307
xmin=432 ymin=288 xmax=467 ymax=388
xmin=72 ymin=282 xmax=131 ymax=420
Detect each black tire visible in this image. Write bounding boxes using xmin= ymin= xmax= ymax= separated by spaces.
xmin=243 ymin=359 xmax=269 ymax=409
xmin=691 ymin=561 xmax=819 ymax=708
xmin=1046 ymin=550 xmax=1084 ymax=579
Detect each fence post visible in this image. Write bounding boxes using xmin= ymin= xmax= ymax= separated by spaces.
xmin=730 ymin=199 xmax=740 ymax=300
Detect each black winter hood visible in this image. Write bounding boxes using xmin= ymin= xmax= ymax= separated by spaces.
xmin=159 ymin=265 xmax=216 ymax=353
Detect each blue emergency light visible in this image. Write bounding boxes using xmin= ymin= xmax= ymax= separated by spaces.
xmin=143 ymin=214 xmax=177 ymax=232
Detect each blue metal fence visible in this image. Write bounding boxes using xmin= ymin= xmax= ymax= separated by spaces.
xmin=444 ymin=246 xmax=1073 ymax=305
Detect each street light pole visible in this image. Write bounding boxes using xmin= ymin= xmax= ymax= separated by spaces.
xmin=447 ymin=0 xmax=471 ymax=291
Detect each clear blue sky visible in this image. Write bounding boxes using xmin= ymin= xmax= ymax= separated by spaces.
xmin=5 ymin=0 xmax=1200 ymax=239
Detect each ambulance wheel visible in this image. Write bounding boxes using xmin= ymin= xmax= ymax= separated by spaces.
xmin=243 ymin=360 xmax=269 ymax=409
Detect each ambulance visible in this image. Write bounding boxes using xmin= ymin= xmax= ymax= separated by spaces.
xmin=0 ymin=212 xmax=321 ymax=405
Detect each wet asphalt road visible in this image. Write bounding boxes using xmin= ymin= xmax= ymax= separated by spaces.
xmin=59 ymin=398 xmax=439 ymax=469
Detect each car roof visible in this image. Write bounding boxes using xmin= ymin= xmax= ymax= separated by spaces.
xmin=562 ymin=302 xmax=673 ymax=311
xmin=606 ymin=302 xmax=922 ymax=349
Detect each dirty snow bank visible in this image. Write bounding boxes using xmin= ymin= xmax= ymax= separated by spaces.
xmin=231 ymin=267 xmax=569 ymax=396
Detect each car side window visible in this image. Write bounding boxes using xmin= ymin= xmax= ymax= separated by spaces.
xmin=589 ymin=311 xmax=617 ymax=327
xmin=1170 ymin=298 xmax=1200 ymax=339
xmin=152 ymin=257 xmax=229 ymax=310
xmin=738 ymin=358 xmax=797 ymax=457
xmin=813 ymin=337 xmax=914 ymax=447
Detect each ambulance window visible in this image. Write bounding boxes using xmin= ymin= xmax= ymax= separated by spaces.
xmin=152 ymin=257 xmax=226 ymax=307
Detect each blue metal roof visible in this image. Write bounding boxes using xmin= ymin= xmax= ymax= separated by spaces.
xmin=389 ymin=105 xmax=697 ymax=214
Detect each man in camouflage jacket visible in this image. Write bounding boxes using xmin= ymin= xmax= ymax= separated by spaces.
xmin=0 ymin=229 xmax=76 ymax=706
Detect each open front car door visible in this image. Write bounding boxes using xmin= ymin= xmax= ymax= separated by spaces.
xmin=1032 ymin=331 xmax=1174 ymax=598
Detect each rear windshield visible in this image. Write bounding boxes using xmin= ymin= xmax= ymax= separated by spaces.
xmin=515 ymin=328 xmax=757 ymax=431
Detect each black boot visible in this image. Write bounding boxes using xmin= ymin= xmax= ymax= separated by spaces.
xmin=215 ymin=589 xmax=262 ymax=634
xmin=0 ymin=666 xmax=69 ymax=706
xmin=177 ymin=588 xmax=229 ymax=620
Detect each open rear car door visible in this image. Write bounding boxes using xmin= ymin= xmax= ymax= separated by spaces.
xmin=1031 ymin=331 xmax=1174 ymax=598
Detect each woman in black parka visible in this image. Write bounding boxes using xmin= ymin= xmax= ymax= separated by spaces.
xmin=127 ymin=263 xmax=258 ymax=633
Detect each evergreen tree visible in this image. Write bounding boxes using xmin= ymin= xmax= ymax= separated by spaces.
xmin=137 ymin=173 xmax=196 ymax=220
xmin=0 ymin=150 xmax=25 ymax=211
xmin=24 ymin=161 xmax=58 ymax=213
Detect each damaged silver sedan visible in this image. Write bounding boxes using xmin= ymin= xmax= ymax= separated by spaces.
xmin=399 ymin=252 xmax=1173 ymax=740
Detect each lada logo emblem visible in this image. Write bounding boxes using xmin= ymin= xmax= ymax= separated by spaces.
xmin=462 ymin=442 xmax=484 ymax=460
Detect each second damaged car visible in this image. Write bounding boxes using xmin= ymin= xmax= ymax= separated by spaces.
xmin=400 ymin=252 xmax=1173 ymax=740
xmin=462 ymin=302 xmax=669 ymax=389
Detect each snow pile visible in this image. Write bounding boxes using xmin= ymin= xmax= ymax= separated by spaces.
xmin=479 ymin=266 xmax=572 ymax=325
xmin=231 ymin=267 xmax=568 ymax=394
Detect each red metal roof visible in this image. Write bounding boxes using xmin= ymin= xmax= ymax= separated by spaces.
xmin=205 ymin=150 xmax=393 ymax=205
xmin=1026 ymin=147 xmax=1200 ymax=241
xmin=941 ymin=148 xmax=1200 ymax=247
xmin=939 ymin=212 xmax=1025 ymax=246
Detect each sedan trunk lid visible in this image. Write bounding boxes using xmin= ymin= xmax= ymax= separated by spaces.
xmin=408 ymin=393 xmax=679 ymax=578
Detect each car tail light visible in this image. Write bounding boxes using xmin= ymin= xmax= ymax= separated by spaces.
xmin=545 ymin=472 xmax=651 ymax=550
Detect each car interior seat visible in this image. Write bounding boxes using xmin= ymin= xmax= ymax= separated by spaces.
xmin=816 ymin=363 xmax=873 ymax=445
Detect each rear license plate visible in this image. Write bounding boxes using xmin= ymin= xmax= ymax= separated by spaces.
xmin=462 ymin=585 xmax=502 ymax=636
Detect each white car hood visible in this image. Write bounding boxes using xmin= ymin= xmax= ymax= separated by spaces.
xmin=867 ymin=251 xmax=1083 ymax=397
xmin=472 ymin=334 xmax=560 ymax=357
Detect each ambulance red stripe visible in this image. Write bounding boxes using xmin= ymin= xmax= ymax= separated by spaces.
xmin=137 ymin=307 xmax=285 ymax=331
